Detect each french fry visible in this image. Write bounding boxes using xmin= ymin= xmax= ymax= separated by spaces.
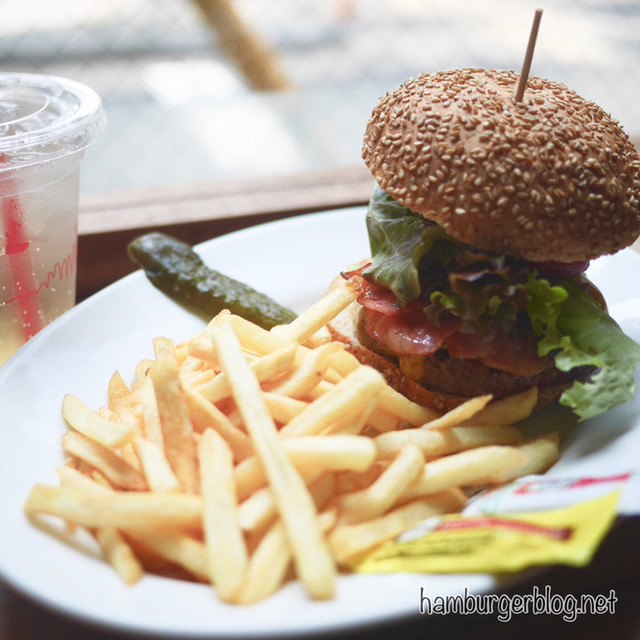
xmin=194 ymin=344 xmax=297 ymax=404
xmin=140 ymin=375 xmax=164 ymax=448
xmin=237 ymin=520 xmax=290 ymax=604
xmin=374 ymin=424 xmax=524 ymax=459
xmin=150 ymin=338 xmax=199 ymax=494
xmin=237 ymin=467 xmax=328 ymax=537
xmin=182 ymin=382 xmax=253 ymax=461
xmin=177 ymin=353 xmax=208 ymax=379
xmin=279 ymin=366 xmax=386 ymax=438
xmin=187 ymin=328 xmax=219 ymax=365
xmin=329 ymin=489 xmax=467 ymax=564
xmin=227 ymin=313 xmax=287 ymax=356
xmin=497 ymin=432 xmax=560 ymax=482
xmin=238 ymin=485 xmax=278 ymax=535
xmin=124 ymin=528 xmax=210 ymax=582
xmin=321 ymin=396 xmax=378 ymax=436
xmin=173 ymin=341 xmax=191 ymax=366
xmin=462 ymin=387 xmax=539 ymax=426
xmin=198 ymin=428 xmax=248 ymax=602
xmin=271 ymin=278 xmax=360 ymax=345
xmin=95 ymin=527 xmax=144 ymax=585
xmin=57 ymin=464 xmax=114 ymax=495
xmin=24 ymin=485 xmax=202 ymax=529
xmin=62 ymin=394 xmax=134 ymax=449
xmin=134 ymin=358 xmax=155 ymax=390
xmin=121 ymin=439 xmax=143 ymax=474
xmin=61 ymin=432 xmax=147 ymax=491
xmin=56 ymin=466 xmax=145 ymax=583
xmin=283 ymin=435 xmax=376 ymax=475
xmin=375 ymin=386 xmax=441 ymax=427
xmin=234 ymin=435 xmax=376 ymax=501
xmin=303 ymin=379 xmax=335 ymax=400
xmin=210 ymin=319 xmax=336 ymax=600
xmin=365 ymin=406 xmax=402 ymax=434
xmin=132 ymin=436 xmax=180 ymax=493
xmin=401 ymin=445 xmax=529 ymax=501
xmin=328 ymin=349 xmax=441 ymax=425
xmin=318 ymin=506 xmax=339 ymax=534
xmin=303 ymin=325 xmax=333 ymax=348
xmin=108 ymin=371 xmax=131 ymax=413
xmin=334 ymin=463 xmax=385 ymax=495
xmin=181 ymin=368 xmax=216 ymax=388
xmin=308 ymin=472 xmax=337 ymax=511
xmin=219 ymin=314 xmax=318 ymax=368
xmin=239 ymin=475 xmax=338 ymax=546
xmin=335 ymin=443 xmax=425 ymax=525
xmin=422 ymin=395 xmax=493 ymax=430
xmin=265 ymin=342 xmax=343 ymax=399
xmin=308 ymin=382 xmax=402 ymax=433
xmin=262 ymin=392 xmax=308 ymax=424
xmin=97 ymin=406 xmax=116 ymax=421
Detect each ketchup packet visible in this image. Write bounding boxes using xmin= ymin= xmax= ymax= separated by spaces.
xmin=349 ymin=472 xmax=636 ymax=575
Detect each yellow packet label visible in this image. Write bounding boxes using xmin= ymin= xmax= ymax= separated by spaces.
xmin=352 ymin=491 xmax=619 ymax=574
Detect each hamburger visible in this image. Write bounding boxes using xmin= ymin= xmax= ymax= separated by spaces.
xmin=329 ymin=68 xmax=640 ymax=420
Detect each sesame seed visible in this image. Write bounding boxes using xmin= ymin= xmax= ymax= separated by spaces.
xmin=362 ymin=67 xmax=640 ymax=261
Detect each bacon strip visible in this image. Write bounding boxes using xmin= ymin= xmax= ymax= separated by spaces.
xmin=357 ymin=278 xmax=544 ymax=376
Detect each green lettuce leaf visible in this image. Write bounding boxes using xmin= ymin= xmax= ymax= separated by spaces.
xmin=364 ymin=185 xmax=530 ymax=334
xmin=426 ymin=251 xmax=531 ymax=333
xmin=363 ymin=185 xmax=447 ymax=304
xmin=524 ymin=272 xmax=569 ymax=353
xmin=527 ymin=276 xmax=640 ymax=420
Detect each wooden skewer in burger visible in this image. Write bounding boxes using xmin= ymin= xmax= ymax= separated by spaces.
xmin=329 ymin=11 xmax=640 ymax=420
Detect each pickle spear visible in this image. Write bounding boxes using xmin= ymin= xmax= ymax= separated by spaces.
xmin=127 ymin=232 xmax=297 ymax=329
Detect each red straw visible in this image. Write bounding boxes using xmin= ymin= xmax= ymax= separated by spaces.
xmin=1 ymin=153 xmax=44 ymax=340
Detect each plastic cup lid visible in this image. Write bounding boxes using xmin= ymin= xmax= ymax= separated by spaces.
xmin=0 ymin=72 xmax=107 ymax=171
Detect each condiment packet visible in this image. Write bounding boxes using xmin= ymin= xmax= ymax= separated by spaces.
xmin=349 ymin=478 xmax=628 ymax=575
xmin=464 ymin=470 xmax=640 ymax=517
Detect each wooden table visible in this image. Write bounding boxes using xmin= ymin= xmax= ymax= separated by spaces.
xmin=2 ymin=165 xmax=640 ymax=639
xmin=75 ymin=166 xmax=375 ymax=300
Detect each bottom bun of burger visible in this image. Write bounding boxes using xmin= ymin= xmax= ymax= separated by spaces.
xmin=327 ymin=298 xmax=593 ymax=414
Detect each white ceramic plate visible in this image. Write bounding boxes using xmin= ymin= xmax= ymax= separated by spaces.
xmin=1 ymin=207 xmax=639 ymax=638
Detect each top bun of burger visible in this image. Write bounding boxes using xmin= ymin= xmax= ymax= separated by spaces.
xmin=362 ymin=68 xmax=640 ymax=262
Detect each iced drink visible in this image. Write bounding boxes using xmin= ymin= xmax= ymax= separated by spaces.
xmin=0 ymin=73 xmax=106 ymax=365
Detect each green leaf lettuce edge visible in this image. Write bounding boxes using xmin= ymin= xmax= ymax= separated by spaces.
xmin=362 ymin=184 xmax=640 ymax=421
xmin=527 ymin=275 xmax=640 ymax=421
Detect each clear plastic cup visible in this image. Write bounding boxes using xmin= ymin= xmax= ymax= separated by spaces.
xmin=0 ymin=73 xmax=106 ymax=365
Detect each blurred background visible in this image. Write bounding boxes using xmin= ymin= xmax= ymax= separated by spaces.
xmin=2 ymin=0 xmax=639 ymax=195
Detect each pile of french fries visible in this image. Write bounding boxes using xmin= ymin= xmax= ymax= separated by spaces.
xmin=24 ymin=277 xmax=559 ymax=604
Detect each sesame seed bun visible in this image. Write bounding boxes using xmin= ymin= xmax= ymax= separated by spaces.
xmin=362 ymin=68 xmax=640 ymax=262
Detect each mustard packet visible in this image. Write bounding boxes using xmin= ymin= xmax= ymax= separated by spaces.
xmin=351 ymin=491 xmax=619 ymax=575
